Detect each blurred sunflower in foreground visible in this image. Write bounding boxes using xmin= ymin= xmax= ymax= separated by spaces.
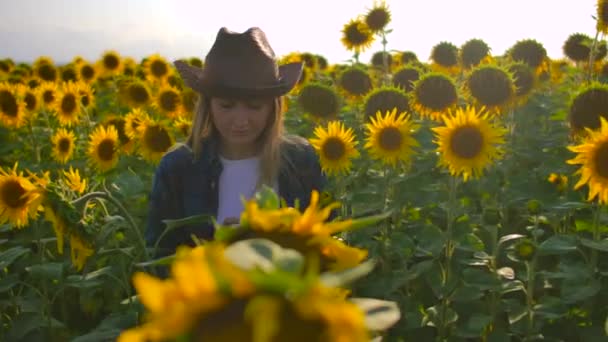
xmin=0 ymin=163 xmax=46 ymax=228
xmin=432 ymin=106 xmax=506 ymax=181
xmin=568 ymin=117 xmax=608 ymax=204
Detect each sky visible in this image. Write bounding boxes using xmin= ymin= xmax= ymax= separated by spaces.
xmin=0 ymin=0 xmax=601 ymax=65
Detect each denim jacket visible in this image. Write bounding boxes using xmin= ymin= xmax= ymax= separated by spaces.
xmin=144 ymin=135 xmax=327 ymax=258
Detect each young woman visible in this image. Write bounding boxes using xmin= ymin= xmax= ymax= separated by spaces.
xmin=144 ymin=27 xmax=327 ymax=258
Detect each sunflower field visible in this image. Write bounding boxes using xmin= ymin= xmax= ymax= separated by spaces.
xmin=3 ymin=1 xmax=608 ymax=341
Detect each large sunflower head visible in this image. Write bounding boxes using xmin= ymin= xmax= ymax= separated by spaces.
xmin=465 ymin=65 xmax=516 ymax=114
xmin=0 ymin=163 xmax=45 ymax=228
xmin=338 ymin=66 xmax=373 ymax=99
xmin=33 ymin=57 xmax=58 ymax=82
xmin=297 ymin=83 xmax=341 ymax=120
xmin=563 ymin=33 xmax=592 ymax=63
xmin=0 ymin=83 xmax=27 ymax=128
xmin=87 ymin=125 xmax=120 ymax=172
xmin=460 ymin=38 xmax=491 ymax=69
xmin=430 ymin=42 xmax=460 ymax=74
xmin=363 ymin=85 xmax=410 ymax=121
xmin=364 ymin=0 xmax=391 ymax=33
xmin=597 ymin=0 xmax=608 ymax=34
xmin=309 ymin=121 xmax=359 ymax=176
xmin=392 ymin=65 xmax=421 ymax=93
xmin=143 ymin=54 xmax=171 ymax=83
xmin=118 ymin=78 xmax=152 ymax=108
xmin=125 ymin=108 xmax=152 ymax=140
xmin=77 ymin=61 xmax=97 ymax=84
xmin=508 ymin=62 xmax=537 ymax=101
xmin=51 ymin=128 xmax=76 ymax=164
xmin=341 ymin=18 xmax=374 ymax=53
xmin=567 ymin=117 xmax=608 ymax=203
xmin=508 ymin=39 xmax=547 ymax=70
xmin=98 ymin=50 xmax=123 ymax=76
xmin=155 ymin=84 xmax=183 ymax=118
xmin=104 ymin=115 xmax=133 ymax=153
xmin=364 ymin=108 xmax=419 ymax=167
xmin=568 ymin=82 xmax=608 ymax=133
xmin=137 ymin=119 xmax=174 ymax=164
xmin=432 ymin=106 xmax=506 ymax=181
xmin=39 ymin=81 xmax=59 ymax=109
xmin=53 ymin=82 xmax=82 ymax=127
xmin=411 ymin=72 xmax=459 ymax=121
xmin=16 ymin=84 xmax=40 ymax=114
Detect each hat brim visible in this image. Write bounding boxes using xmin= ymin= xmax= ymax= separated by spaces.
xmin=173 ymin=60 xmax=303 ymax=98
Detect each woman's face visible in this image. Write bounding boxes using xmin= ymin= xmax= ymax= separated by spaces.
xmin=210 ymin=97 xmax=273 ymax=149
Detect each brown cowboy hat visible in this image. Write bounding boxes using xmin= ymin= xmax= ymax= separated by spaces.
xmin=174 ymin=27 xmax=303 ymax=98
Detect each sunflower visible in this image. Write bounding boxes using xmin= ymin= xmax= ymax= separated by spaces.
xmin=17 ymin=84 xmax=40 ymax=113
xmin=181 ymin=88 xmax=199 ymax=114
xmin=98 ymin=50 xmax=123 ymax=76
xmin=63 ymin=166 xmax=87 ymax=194
xmin=563 ymin=33 xmax=592 ymax=63
xmin=119 ymin=78 xmax=152 ymax=108
xmin=78 ymin=81 xmax=95 ymax=109
xmin=370 ymin=51 xmax=393 ymax=72
xmin=363 ymin=85 xmax=409 ymax=120
xmin=39 ymin=81 xmax=59 ymax=109
xmin=70 ymin=233 xmax=94 ymax=271
xmin=364 ymin=0 xmax=391 ymax=33
xmin=399 ymin=51 xmax=419 ymax=65
xmin=33 ymin=57 xmax=58 ymax=82
xmin=508 ymin=39 xmax=547 ymax=70
xmin=338 ymin=66 xmax=373 ymax=99
xmin=104 ymin=115 xmax=133 ymax=153
xmin=60 ymin=64 xmax=78 ymax=83
xmin=341 ymin=18 xmax=374 ymax=53
xmin=567 ymin=117 xmax=608 ymax=203
xmin=297 ymin=83 xmax=341 ymax=120
xmin=53 ymin=82 xmax=82 ymax=126
xmin=174 ymin=116 xmax=192 ymax=137
xmin=460 ymin=38 xmax=491 ymax=69
xmin=51 ymin=128 xmax=76 ymax=163
xmin=125 ymin=108 xmax=152 ymax=139
xmin=411 ymin=72 xmax=459 ymax=121
xmin=87 ymin=125 xmax=120 ymax=172
xmin=430 ymin=42 xmax=460 ymax=74
xmin=309 ymin=121 xmax=359 ymax=176
xmin=0 ymin=83 xmax=27 ymax=128
xmin=364 ymin=108 xmax=419 ymax=167
xmin=508 ymin=63 xmax=536 ymax=101
xmin=138 ymin=120 xmax=174 ymax=163
xmin=155 ymin=85 xmax=183 ymax=118
xmin=122 ymin=57 xmax=138 ymax=77
xmin=77 ymin=61 xmax=97 ymax=84
xmin=392 ymin=66 xmax=421 ymax=93
xmin=465 ymin=65 xmax=515 ymax=114
xmin=0 ymin=163 xmax=45 ymax=228
xmin=568 ymin=82 xmax=608 ymax=133
xmin=597 ymin=0 xmax=608 ymax=34
xmin=548 ymin=173 xmax=568 ymax=193
xmin=144 ymin=54 xmax=171 ymax=83
xmin=432 ymin=106 xmax=506 ymax=181
xmin=43 ymin=204 xmax=67 ymax=254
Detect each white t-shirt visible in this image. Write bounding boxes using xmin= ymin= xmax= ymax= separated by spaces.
xmin=216 ymin=155 xmax=278 ymax=226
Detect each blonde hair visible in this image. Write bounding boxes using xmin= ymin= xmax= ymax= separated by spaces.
xmin=186 ymin=95 xmax=285 ymax=188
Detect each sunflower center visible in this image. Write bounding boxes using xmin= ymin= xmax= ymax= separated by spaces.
xmin=129 ymin=84 xmax=150 ymax=104
xmin=322 ymin=137 xmax=346 ymax=161
xmin=593 ymin=142 xmax=608 ymax=179
xmin=81 ymin=65 xmax=95 ymax=80
xmin=58 ymin=137 xmax=71 ymax=153
xmin=345 ymin=24 xmax=370 ymax=46
xmin=379 ymin=127 xmax=403 ymax=151
xmin=0 ymin=90 xmax=18 ymax=117
xmin=104 ymin=55 xmax=120 ymax=70
xmin=416 ymin=76 xmax=457 ymax=111
xmin=341 ymin=69 xmax=372 ymax=96
xmin=1 ymin=179 xmax=28 ymax=209
xmin=366 ymin=9 xmax=390 ymax=31
xmin=97 ymin=139 xmax=116 ymax=161
xmin=143 ymin=125 xmax=172 ymax=152
xmin=61 ymin=94 xmax=78 ymax=115
xmin=24 ymin=92 xmax=37 ymax=111
xmin=450 ymin=126 xmax=484 ymax=159
xmin=150 ymin=60 xmax=168 ymax=78
xmin=37 ymin=64 xmax=57 ymax=82
xmin=159 ymin=91 xmax=179 ymax=112
xmin=43 ymin=90 xmax=55 ymax=105
xmin=468 ymin=68 xmax=513 ymax=107
xmin=80 ymin=93 xmax=91 ymax=107
xmin=61 ymin=68 xmax=77 ymax=82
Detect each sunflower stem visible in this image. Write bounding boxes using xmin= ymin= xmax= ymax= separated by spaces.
xmin=27 ymin=118 xmax=41 ymax=163
xmin=524 ymin=214 xmax=540 ymax=340
xmin=587 ymin=28 xmax=600 ymax=84
xmin=438 ymin=176 xmax=458 ymax=340
xmin=72 ymin=191 xmax=149 ymax=261
xmin=381 ymin=30 xmax=390 ymax=86
xmin=590 ymin=200 xmax=602 ymax=273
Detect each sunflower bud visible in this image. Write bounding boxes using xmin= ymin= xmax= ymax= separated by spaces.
xmin=514 ymin=239 xmax=536 ymax=261
xmin=527 ymin=199 xmax=542 ymax=215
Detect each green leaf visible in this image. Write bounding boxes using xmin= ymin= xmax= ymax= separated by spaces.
xmin=462 ymin=268 xmax=501 ymax=291
xmin=497 ymin=267 xmax=515 ymax=280
xmin=415 ymin=225 xmax=446 ymax=257
xmin=534 ymin=296 xmax=568 ymax=320
xmin=455 ymin=233 xmax=485 ymax=252
xmin=135 ymin=254 xmax=175 ymax=268
xmin=580 ymin=238 xmax=608 ymax=252
xmin=0 ymin=273 xmax=19 ymax=293
xmin=501 ymin=280 xmax=525 ymax=295
xmin=350 ymin=298 xmax=401 ymax=331
xmin=0 ymin=246 xmax=30 ymax=269
xmin=552 ymin=201 xmax=590 ymax=210
xmin=450 ymin=285 xmax=484 ymax=302
xmin=424 ymin=304 xmax=458 ymax=328
xmin=224 ymin=238 xmax=304 ymax=274
xmin=347 ymin=210 xmax=392 ymax=232
xmin=498 ymin=234 xmax=525 ymax=247
xmin=254 ymin=185 xmax=280 ymax=209
xmin=5 ymin=312 xmax=65 ymax=341
xmin=215 ymin=225 xmax=248 ymax=242
xmin=561 ymin=278 xmax=601 ymax=304
xmin=26 ymin=262 xmax=64 ymax=281
xmin=320 ymin=259 xmax=376 ymax=287
xmin=162 ymin=214 xmax=214 ymax=231
xmin=457 ymin=313 xmax=493 ymax=338
xmin=111 ymin=168 xmax=144 ymax=198
xmin=538 ymin=235 xmax=578 ymax=255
